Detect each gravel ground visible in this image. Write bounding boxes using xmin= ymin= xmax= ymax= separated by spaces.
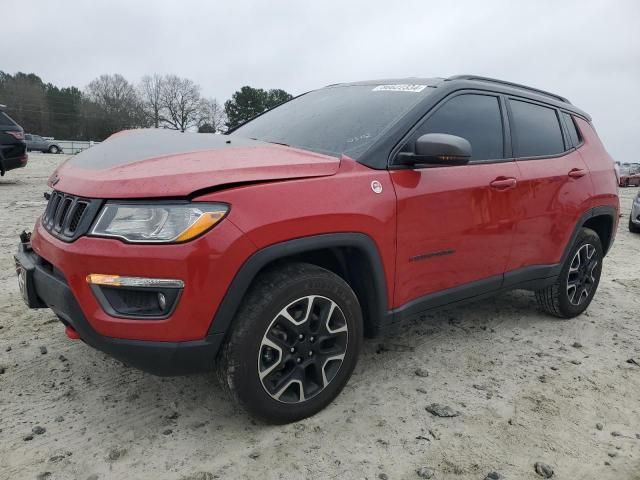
xmin=1 ymin=153 xmax=639 ymax=480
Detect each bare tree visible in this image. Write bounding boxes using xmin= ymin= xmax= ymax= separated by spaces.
xmin=160 ymin=75 xmax=202 ymax=132
xmin=139 ymin=74 xmax=165 ymax=128
xmin=86 ymin=74 xmax=142 ymax=131
xmin=197 ymin=98 xmax=226 ymax=133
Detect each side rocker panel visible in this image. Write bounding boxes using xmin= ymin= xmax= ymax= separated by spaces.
xmin=385 ymin=205 xmax=618 ymax=327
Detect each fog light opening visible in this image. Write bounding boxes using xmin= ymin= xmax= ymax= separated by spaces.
xmin=86 ymin=274 xmax=183 ymax=319
xmin=158 ymin=292 xmax=167 ymax=311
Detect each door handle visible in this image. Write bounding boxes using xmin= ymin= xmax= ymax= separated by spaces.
xmin=568 ymin=168 xmax=587 ymax=179
xmin=489 ymin=177 xmax=517 ymax=190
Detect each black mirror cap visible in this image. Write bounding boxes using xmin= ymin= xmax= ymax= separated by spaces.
xmin=397 ymin=133 xmax=472 ymax=167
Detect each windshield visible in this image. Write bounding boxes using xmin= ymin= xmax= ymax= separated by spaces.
xmin=231 ymin=84 xmax=432 ymax=159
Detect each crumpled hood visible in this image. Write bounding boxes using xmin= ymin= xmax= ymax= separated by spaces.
xmin=50 ymin=129 xmax=340 ymax=198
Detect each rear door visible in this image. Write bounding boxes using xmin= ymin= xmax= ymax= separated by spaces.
xmin=391 ymin=92 xmax=520 ymax=309
xmin=504 ymin=98 xmax=593 ymax=275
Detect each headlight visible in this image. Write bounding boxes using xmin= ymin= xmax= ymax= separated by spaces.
xmin=90 ymin=203 xmax=228 ymax=243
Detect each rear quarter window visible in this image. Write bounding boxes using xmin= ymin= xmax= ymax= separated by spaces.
xmin=509 ymin=100 xmax=564 ymax=158
xmin=561 ymin=112 xmax=582 ymax=147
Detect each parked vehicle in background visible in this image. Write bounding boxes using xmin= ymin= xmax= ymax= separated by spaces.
xmin=618 ymin=164 xmax=640 ymax=187
xmin=25 ymin=134 xmax=63 ymax=154
xmin=15 ymin=75 xmax=620 ymax=423
xmin=0 ymin=105 xmax=28 ymax=175
xmin=630 ymin=191 xmax=640 ymax=233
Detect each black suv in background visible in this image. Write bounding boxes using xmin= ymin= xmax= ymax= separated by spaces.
xmin=0 ymin=105 xmax=28 ymax=175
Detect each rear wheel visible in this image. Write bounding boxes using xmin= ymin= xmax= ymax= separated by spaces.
xmin=217 ymin=263 xmax=363 ymax=423
xmin=630 ymin=215 xmax=640 ymax=233
xmin=535 ymin=228 xmax=603 ymax=318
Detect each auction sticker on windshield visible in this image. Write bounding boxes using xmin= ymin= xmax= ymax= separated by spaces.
xmin=372 ymin=84 xmax=427 ymax=93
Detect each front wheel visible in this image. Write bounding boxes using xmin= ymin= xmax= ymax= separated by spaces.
xmin=217 ymin=263 xmax=363 ymax=423
xmin=48 ymin=145 xmax=60 ymax=154
xmin=535 ymin=228 xmax=603 ymax=318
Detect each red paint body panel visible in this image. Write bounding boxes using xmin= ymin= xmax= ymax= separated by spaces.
xmin=574 ymin=118 xmax=619 ymax=211
xmin=391 ymin=162 xmax=520 ymax=306
xmin=196 ymin=158 xmax=398 ymax=309
xmin=52 ymin=144 xmax=340 ymax=198
xmin=30 ymin=216 xmax=257 ymax=341
xmin=506 ymin=149 xmax=593 ymax=271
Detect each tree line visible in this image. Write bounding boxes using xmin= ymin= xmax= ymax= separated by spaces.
xmin=0 ymin=71 xmax=293 ymax=141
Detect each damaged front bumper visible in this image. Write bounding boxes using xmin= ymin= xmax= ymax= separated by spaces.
xmin=14 ymin=235 xmax=224 ymax=376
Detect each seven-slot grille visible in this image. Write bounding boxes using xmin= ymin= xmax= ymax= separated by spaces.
xmin=42 ymin=191 xmax=95 ymax=240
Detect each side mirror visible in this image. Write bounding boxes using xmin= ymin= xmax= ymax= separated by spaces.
xmin=396 ymin=133 xmax=472 ymax=167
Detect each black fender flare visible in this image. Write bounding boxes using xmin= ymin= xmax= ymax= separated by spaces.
xmin=502 ymin=205 xmax=618 ymax=291
xmin=561 ymin=205 xmax=618 ymax=263
xmin=207 ymin=232 xmax=389 ymax=337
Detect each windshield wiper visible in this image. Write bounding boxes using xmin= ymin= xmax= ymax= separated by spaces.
xmin=249 ymin=137 xmax=290 ymax=147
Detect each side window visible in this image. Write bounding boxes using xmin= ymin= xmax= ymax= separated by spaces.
xmin=561 ymin=112 xmax=581 ymax=148
xmin=25 ymin=134 xmax=32 ymax=141
xmin=409 ymin=94 xmax=504 ymax=161
xmin=509 ymin=99 xmax=564 ymax=157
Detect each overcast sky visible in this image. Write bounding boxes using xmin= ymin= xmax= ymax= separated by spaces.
xmin=5 ymin=0 xmax=639 ymax=161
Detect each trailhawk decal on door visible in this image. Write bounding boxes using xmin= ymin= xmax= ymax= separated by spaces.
xmin=372 ymin=84 xmax=427 ymax=93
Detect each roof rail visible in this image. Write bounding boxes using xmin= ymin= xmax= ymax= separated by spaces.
xmin=447 ymin=75 xmax=571 ymax=104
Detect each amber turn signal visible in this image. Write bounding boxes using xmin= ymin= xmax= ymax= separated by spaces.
xmin=174 ymin=211 xmax=227 ymax=242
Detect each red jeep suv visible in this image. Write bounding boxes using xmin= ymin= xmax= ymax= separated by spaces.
xmin=15 ymin=75 xmax=619 ymax=423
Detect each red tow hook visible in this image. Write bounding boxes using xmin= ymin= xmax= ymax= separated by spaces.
xmin=65 ymin=325 xmax=81 ymax=340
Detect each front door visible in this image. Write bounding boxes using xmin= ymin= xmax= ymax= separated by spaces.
xmin=391 ymin=92 xmax=519 ymax=310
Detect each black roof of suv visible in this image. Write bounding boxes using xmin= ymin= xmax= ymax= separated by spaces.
xmin=334 ymin=75 xmax=587 ymax=118
xmin=321 ymin=74 xmax=590 ymax=170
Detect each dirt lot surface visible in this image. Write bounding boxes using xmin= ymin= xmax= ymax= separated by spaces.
xmin=1 ymin=153 xmax=639 ymax=480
